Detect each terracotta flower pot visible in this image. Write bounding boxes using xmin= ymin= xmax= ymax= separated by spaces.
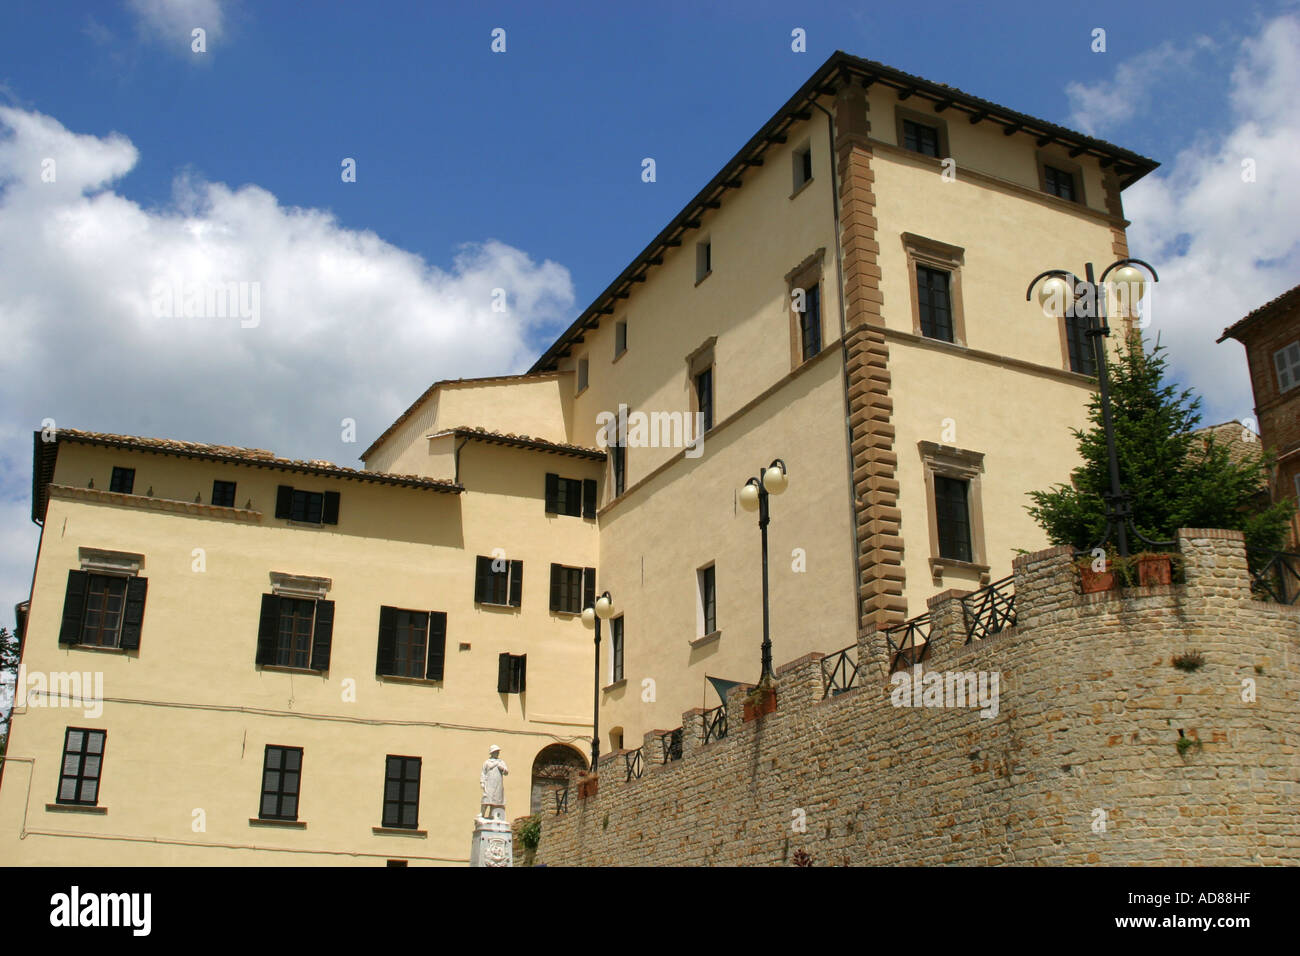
xmin=1079 ymin=566 xmax=1115 ymax=593
xmin=1137 ymin=554 xmax=1173 ymax=586
xmin=742 ymin=687 xmax=778 ymax=722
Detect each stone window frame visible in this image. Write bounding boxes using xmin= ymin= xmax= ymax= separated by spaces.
xmin=78 ymin=547 xmax=144 ymax=575
xmin=895 ymin=106 xmax=950 ymax=160
xmin=696 ymin=561 xmax=718 ymax=640
xmin=918 ymin=440 xmax=990 ymax=584
xmin=269 ymin=571 xmax=332 ymax=600
xmin=785 ymin=248 xmax=826 ymax=369
xmin=902 ymin=233 xmax=967 ymax=346
xmin=685 ymin=337 xmax=717 ymax=434
xmin=1036 ymin=151 xmax=1087 ymax=207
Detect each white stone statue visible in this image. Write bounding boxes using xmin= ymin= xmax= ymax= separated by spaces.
xmin=479 ymin=744 xmax=508 ymax=820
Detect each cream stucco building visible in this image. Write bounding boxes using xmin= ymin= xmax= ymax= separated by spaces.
xmin=0 ymin=51 xmax=1156 ymax=864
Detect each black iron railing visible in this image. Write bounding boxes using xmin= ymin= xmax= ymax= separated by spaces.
xmin=553 ymin=786 xmax=569 ymax=815
xmin=961 ymin=576 xmax=1017 ymax=642
xmin=820 ymin=644 xmax=861 ymax=698
xmin=624 ymin=748 xmax=643 ymax=782
xmin=658 ymin=728 xmax=683 ymax=763
xmin=1248 ymin=548 xmax=1300 ymax=605
xmin=702 ymin=705 xmax=728 ymax=744
xmin=884 ymin=613 xmax=932 ymax=673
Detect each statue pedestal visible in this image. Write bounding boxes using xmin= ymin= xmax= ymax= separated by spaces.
xmin=470 ymin=815 xmax=513 ymax=867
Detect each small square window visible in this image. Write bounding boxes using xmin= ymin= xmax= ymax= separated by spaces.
xmin=696 ymin=239 xmax=712 ymax=283
xmin=109 ymin=467 xmax=135 ymax=495
xmin=1044 ymin=165 xmax=1077 ymax=201
xmin=212 ymin=480 xmax=237 ymax=508
xmin=902 ymin=119 xmax=940 ymax=157
xmin=497 ymin=653 xmax=527 ymax=694
xmin=614 ymin=320 xmax=627 ymax=357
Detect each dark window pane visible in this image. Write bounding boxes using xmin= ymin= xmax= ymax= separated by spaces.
xmin=801 ymin=283 xmax=822 ymax=360
xmin=212 ymin=480 xmax=237 ymax=508
xmin=903 ymin=120 xmax=939 ymax=157
xmin=696 ymin=369 xmax=713 ymax=432
xmin=935 ymin=476 xmax=973 ymax=562
xmin=917 ymin=266 xmax=954 ymax=342
xmin=109 ymin=467 xmax=135 ymax=494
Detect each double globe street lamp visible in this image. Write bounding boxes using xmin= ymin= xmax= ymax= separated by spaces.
xmin=1025 ymin=257 xmax=1165 ymax=558
xmin=739 ymin=459 xmax=789 ymax=685
xmin=581 ymin=590 xmax=614 ymax=771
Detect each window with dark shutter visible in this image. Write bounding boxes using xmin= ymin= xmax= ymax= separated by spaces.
xmin=426 ymin=612 xmax=446 ymax=680
xmin=57 ymin=727 xmax=106 ymax=806
xmin=257 ymin=595 xmax=332 ymax=671
xmin=917 ymin=266 xmax=954 ymax=342
xmin=256 ymin=593 xmax=280 ymax=666
xmin=583 ymin=567 xmax=596 ymax=612
xmin=310 ymin=599 xmax=334 ymax=671
xmin=582 ymin=479 xmax=597 ymax=518
xmin=612 ymin=444 xmax=626 ymax=497
xmin=275 ymin=485 xmax=294 ymax=519
xmin=1065 ymin=313 xmax=1096 ymax=375
xmin=109 ymin=467 xmax=134 ymax=494
xmin=550 ymin=564 xmax=585 ymax=614
xmin=212 ymin=480 xmax=237 ymax=508
xmin=375 ymin=605 xmax=398 ymax=676
xmin=119 ymin=577 xmax=147 ymax=650
xmin=934 ymin=475 xmax=973 ymax=562
xmin=59 ymin=570 xmax=90 ymax=646
xmin=475 ymin=556 xmax=518 ymax=607
xmin=259 ymin=746 xmax=303 ymax=821
xmin=376 ymin=606 xmax=445 ymax=681
xmin=321 ymin=491 xmax=340 ymax=525
xmin=59 ymin=570 xmax=146 ymax=650
xmin=544 ymin=473 xmax=559 ymax=514
xmin=381 ymin=755 xmax=421 ymax=829
xmin=497 ymin=653 xmax=526 ymax=694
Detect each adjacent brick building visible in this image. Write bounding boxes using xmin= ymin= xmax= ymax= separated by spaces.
xmin=1219 ymin=282 xmax=1300 ymax=545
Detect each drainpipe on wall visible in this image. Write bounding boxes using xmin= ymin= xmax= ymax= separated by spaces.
xmin=811 ymin=91 xmax=863 ymax=631
xmin=453 ymin=437 xmax=470 ymax=486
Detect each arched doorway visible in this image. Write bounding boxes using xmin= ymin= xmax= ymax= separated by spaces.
xmin=530 ymin=743 xmax=588 ymax=814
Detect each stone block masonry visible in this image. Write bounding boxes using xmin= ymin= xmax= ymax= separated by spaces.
xmin=529 ymin=529 xmax=1300 ymax=866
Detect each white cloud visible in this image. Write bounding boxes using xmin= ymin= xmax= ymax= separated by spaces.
xmin=0 ymin=105 xmax=575 ymax=627
xmin=1066 ymin=36 xmax=1216 ymax=137
xmin=1067 ymin=14 xmax=1300 ymax=425
xmin=126 ymin=0 xmax=225 ymax=46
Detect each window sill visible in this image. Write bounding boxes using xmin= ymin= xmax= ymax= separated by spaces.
xmin=250 ymin=817 xmax=306 ymax=829
xmin=602 ymin=678 xmax=627 ymax=692
xmin=689 ymin=630 xmax=721 ymax=649
xmin=575 ymin=384 xmax=589 ymax=398
xmin=913 ymin=328 xmax=964 ymax=348
xmin=258 ymin=664 xmax=326 ymax=676
xmin=475 ymin=601 xmax=521 ymax=612
xmin=929 ymin=557 xmax=991 ymax=585
xmin=47 ymin=803 xmax=107 ymax=814
xmin=284 ymin=520 xmax=328 ymax=530
xmin=373 ymin=826 xmax=427 ymax=837
xmin=62 ymin=643 xmax=128 ymax=654
xmin=789 ymin=177 xmax=814 ymax=199
xmin=378 ymin=673 xmax=443 ymax=687
xmin=694 ymin=270 xmax=712 ymax=288
xmin=612 ymin=348 xmax=628 ymax=365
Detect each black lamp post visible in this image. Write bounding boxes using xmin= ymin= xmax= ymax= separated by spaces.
xmin=739 ymin=459 xmax=789 ymax=684
xmin=1025 ymin=258 xmax=1169 ymax=558
xmin=581 ymin=590 xmax=613 ymax=771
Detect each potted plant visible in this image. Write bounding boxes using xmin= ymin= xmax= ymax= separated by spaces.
xmin=1136 ymin=551 xmax=1174 ymax=586
xmin=742 ymin=682 xmax=778 ymax=722
xmin=1076 ymin=556 xmax=1116 ymax=594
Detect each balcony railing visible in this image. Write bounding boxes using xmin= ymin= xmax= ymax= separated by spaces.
xmin=820 ymin=644 xmax=861 ymax=698
xmin=702 ymin=705 xmax=727 ymax=744
xmin=624 ymin=748 xmax=643 ymax=782
xmin=961 ymin=576 xmax=1017 ymax=643
xmin=658 ymin=728 xmax=683 ymax=764
xmin=1248 ymin=548 xmax=1300 ymax=605
xmin=885 ymin=613 xmax=933 ymax=674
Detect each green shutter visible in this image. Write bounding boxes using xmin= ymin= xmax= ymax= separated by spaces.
xmin=376 ymin=605 xmax=397 ymax=676
xmin=549 ymin=564 xmax=561 ymax=612
xmin=474 ymin=556 xmax=490 ymax=603
xmin=426 ymin=612 xmax=447 ymax=681
xmin=583 ymin=479 xmax=597 ymax=518
xmin=497 ymin=653 xmax=511 ymax=693
xmin=275 ymin=485 xmax=294 ymax=519
xmin=583 ymin=567 xmax=596 ymax=612
xmin=322 ymin=491 xmax=340 ymax=525
xmin=256 ymin=594 xmax=280 ymax=665
xmin=59 ymin=570 xmax=90 ymax=646
xmin=509 ymin=560 xmax=523 ymax=608
xmin=310 ymin=599 xmax=334 ymax=671
xmin=544 ymin=473 xmax=559 ymax=514
xmin=119 ymin=576 xmax=148 ymax=650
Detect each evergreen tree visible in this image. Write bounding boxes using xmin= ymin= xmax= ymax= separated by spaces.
xmin=1028 ymin=334 xmax=1293 ymax=554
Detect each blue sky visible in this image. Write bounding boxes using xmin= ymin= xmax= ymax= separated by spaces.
xmin=0 ymin=0 xmax=1298 ymax=628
